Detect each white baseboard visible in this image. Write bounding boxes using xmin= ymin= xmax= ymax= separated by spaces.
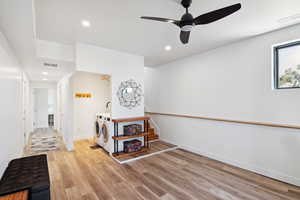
xmin=0 ymin=151 xmax=23 ymax=178
xmin=160 ymin=138 xmax=300 ymax=187
xmin=0 ymin=160 xmax=9 ymax=178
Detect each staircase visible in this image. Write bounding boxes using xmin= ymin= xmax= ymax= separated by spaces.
xmin=148 ymin=122 xmax=159 ymax=141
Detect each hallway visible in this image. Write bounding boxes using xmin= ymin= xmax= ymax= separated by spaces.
xmin=25 ymin=129 xmax=65 ymax=155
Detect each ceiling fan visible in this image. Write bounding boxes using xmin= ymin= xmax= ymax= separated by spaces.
xmin=141 ymin=0 xmax=241 ymax=44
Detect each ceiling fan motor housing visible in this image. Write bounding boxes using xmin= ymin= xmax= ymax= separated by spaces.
xmin=180 ymin=13 xmax=194 ymax=31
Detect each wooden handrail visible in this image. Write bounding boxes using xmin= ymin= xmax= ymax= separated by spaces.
xmin=145 ymin=112 xmax=300 ymax=130
xmin=112 ymin=116 xmax=150 ymax=123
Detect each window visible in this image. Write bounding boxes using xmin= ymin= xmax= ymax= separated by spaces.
xmin=273 ymin=40 xmax=300 ymax=89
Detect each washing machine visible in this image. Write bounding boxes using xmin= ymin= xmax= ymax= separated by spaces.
xmin=95 ymin=116 xmax=104 ymax=146
xmin=95 ymin=113 xmax=113 ymax=154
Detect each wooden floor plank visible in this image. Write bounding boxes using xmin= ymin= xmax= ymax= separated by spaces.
xmin=23 ymin=139 xmax=300 ymax=200
xmin=135 ymin=185 xmax=160 ymax=200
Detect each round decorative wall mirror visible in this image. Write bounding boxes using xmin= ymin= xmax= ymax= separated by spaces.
xmin=117 ymin=79 xmax=143 ymax=109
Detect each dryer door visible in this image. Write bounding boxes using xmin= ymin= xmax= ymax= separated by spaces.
xmin=102 ymin=123 xmax=109 ymax=143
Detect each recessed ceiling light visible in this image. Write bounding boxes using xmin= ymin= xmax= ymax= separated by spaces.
xmin=42 ymin=78 xmax=48 ymax=81
xmin=42 ymin=72 xmax=48 ymax=75
xmin=165 ymin=45 xmax=172 ymax=51
xmin=81 ymin=20 xmax=91 ymax=27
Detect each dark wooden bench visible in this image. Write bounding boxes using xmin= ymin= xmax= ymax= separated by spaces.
xmin=0 ymin=155 xmax=50 ymax=200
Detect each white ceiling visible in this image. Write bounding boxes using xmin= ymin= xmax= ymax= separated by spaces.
xmin=0 ymin=0 xmax=37 ymax=79
xmin=34 ymin=0 xmax=300 ymax=66
xmin=0 ymin=0 xmax=75 ymax=82
xmin=1 ymin=0 xmax=300 ymax=82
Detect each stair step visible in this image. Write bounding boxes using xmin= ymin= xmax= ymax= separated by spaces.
xmin=146 ymin=121 xmax=158 ymax=141
xmin=148 ymin=134 xmax=159 ymax=141
xmin=149 ymin=128 xmax=155 ymax=134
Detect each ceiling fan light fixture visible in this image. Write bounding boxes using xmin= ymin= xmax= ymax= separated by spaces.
xmin=181 ymin=25 xmax=193 ymax=32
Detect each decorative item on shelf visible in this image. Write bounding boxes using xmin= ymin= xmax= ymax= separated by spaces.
xmin=75 ymin=93 xmax=92 ymax=98
xmin=117 ymin=79 xmax=143 ymax=109
xmin=124 ymin=139 xmax=142 ymax=153
xmin=124 ymin=124 xmax=142 ymax=136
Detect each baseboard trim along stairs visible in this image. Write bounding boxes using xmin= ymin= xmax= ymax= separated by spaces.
xmin=112 ymin=143 xmax=178 ymax=164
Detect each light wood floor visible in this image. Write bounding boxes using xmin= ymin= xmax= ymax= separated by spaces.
xmin=41 ymin=140 xmax=300 ymax=200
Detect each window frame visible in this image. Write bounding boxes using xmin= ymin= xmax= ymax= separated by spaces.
xmin=273 ymin=40 xmax=300 ymax=90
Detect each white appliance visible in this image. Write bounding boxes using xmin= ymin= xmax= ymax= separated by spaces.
xmin=95 ymin=113 xmax=113 ymax=154
xmin=95 ymin=113 xmax=146 ymax=156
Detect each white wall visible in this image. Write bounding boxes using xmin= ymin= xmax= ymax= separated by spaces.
xmin=76 ymin=43 xmax=144 ymax=119
xmin=34 ymin=88 xmax=48 ymax=128
xmin=31 ymin=81 xmax=57 ymax=89
xmin=0 ymin=31 xmax=24 ymax=177
xmin=72 ymin=72 xmax=111 ymax=140
xmin=48 ymin=88 xmax=57 ymax=115
xmin=145 ymin=24 xmax=300 ymax=186
xmin=57 ymin=73 xmax=74 ymax=151
xmin=144 ymin=67 xmax=160 ymax=111
xmin=21 ymin=73 xmax=30 ymax=144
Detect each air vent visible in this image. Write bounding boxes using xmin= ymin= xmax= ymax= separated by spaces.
xmin=44 ymin=62 xmax=59 ymax=69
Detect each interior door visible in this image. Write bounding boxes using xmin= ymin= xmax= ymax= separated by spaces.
xmin=34 ymin=88 xmax=48 ymax=129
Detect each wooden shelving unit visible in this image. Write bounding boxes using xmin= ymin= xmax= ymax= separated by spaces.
xmin=112 ymin=132 xmax=150 ymax=141
xmin=112 ymin=147 xmax=149 ymax=158
xmin=112 ymin=116 xmax=150 ymax=158
xmin=112 ymin=116 xmax=150 ymax=123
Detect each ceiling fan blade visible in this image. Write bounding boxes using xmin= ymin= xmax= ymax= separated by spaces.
xmin=194 ymin=3 xmax=241 ymax=25
xmin=180 ymin=31 xmax=190 ymax=44
xmin=141 ymin=16 xmax=179 ymax=24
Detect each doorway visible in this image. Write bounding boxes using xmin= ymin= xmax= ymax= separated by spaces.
xmin=72 ymin=72 xmax=112 ymax=141
xmin=26 ymin=87 xmax=63 ymax=154
xmin=33 ymin=88 xmax=57 ymax=130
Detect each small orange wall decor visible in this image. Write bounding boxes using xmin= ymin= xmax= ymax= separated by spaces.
xmin=75 ymin=93 xmax=92 ymax=98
